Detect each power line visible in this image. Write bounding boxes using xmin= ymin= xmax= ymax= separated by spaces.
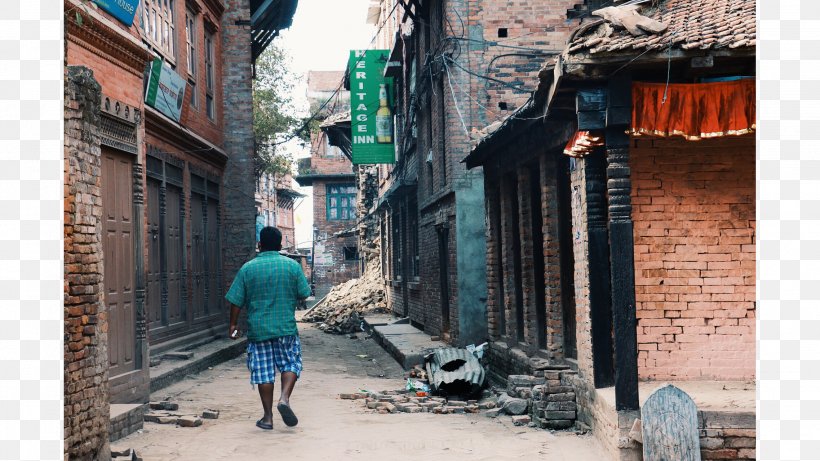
xmin=268 ymin=0 xmax=404 ymax=147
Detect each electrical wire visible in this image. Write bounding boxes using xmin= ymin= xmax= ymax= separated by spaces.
xmin=269 ymin=0 xmax=404 ymax=147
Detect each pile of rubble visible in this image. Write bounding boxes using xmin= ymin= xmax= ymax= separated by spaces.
xmin=301 ymin=258 xmax=387 ymax=334
xmin=340 ymin=388 xmax=495 ymax=416
xmin=339 ymin=365 xmax=581 ymax=431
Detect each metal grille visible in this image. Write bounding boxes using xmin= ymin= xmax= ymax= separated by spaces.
xmin=100 ymin=113 xmax=138 ymax=154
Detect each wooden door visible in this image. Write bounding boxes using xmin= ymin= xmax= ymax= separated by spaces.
xmin=102 ymin=148 xmax=137 ymax=377
xmin=206 ymin=198 xmax=221 ymax=316
xmin=146 ymin=177 xmax=162 ymax=330
xmin=166 ymin=183 xmax=185 ymax=325
xmin=190 ymin=191 xmax=206 ymax=319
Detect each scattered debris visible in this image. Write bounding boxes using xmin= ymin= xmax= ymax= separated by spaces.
xmin=177 ymin=416 xmax=203 ymax=427
xmin=144 ymin=412 xmax=180 ymax=424
xmin=591 ymin=4 xmax=668 ymax=37
xmin=407 ymin=364 xmax=427 ymax=380
xmin=338 ymin=369 xmax=583 ymax=434
xmin=301 ymin=258 xmax=387 ymax=334
xmin=512 ymin=415 xmax=531 ymax=426
xmin=149 ymin=401 xmax=179 ymax=411
xmin=202 ymin=409 xmax=220 ymax=420
xmin=111 ymin=448 xmax=142 ymax=460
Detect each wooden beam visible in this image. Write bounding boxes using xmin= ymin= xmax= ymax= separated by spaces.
xmin=606 ymin=72 xmax=639 ymax=412
xmin=585 ymin=148 xmax=616 ymax=388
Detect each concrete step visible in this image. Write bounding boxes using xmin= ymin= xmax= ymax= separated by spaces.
xmin=149 ymin=337 xmax=248 ymax=393
xmin=110 ymin=403 xmax=148 ymax=442
xmin=362 ymin=314 xmax=448 ymax=370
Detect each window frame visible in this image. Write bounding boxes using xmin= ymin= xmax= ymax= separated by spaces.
xmin=141 ymin=0 xmax=177 ymax=64
xmin=185 ymin=8 xmax=198 ymax=108
xmin=325 ymin=183 xmax=356 ymax=221
xmin=204 ymin=28 xmax=216 ymax=121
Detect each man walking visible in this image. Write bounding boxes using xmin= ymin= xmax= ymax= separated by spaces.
xmin=226 ymin=226 xmax=311 ymax=430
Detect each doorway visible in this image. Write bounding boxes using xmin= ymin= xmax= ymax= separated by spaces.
xmin=101 ymin=147 xmax=137 ymax=378
xmin=437 ymin=223 xmax=451 ymax=337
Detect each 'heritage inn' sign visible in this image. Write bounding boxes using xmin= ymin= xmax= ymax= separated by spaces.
xmin=348 ymin=49 xmax=395 ymax=165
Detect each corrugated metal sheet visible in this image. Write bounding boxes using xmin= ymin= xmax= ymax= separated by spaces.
xmin=424 ymin=348 xmax=485 ymax=396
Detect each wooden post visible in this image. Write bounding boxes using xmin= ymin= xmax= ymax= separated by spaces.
xmin=606 ymin=72 xmax=640 ymax=411
xmin=576 ymin=88 xmax=615 ymax=388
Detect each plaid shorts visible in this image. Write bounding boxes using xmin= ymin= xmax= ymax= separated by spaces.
xmin=246 ymin=335 xmax=302 ymax=385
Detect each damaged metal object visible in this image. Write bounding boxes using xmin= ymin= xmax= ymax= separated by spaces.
xmin=424 ymin=348 xmax=486 ymax=397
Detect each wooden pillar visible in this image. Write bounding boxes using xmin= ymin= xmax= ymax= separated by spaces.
xmin=132 ymin=161 xmax=146 ymax=368
xmin=606 ymin=73 xmax=640 ymax=411
xmin=576 ymin=89 xmax=615 ymax=388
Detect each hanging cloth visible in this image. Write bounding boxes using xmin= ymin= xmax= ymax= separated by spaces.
xmin=630 ymin=79 xmax=756 ymax=140
xmin=562 ymin=130 xmax=605 ymax=158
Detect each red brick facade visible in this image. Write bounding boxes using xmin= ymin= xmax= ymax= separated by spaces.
xmin=632 ymin=136 xmax=756 ymax=381
xmin=297 ymin=131 xmax=359 ymax=297
xmin=64 ymin=0 xmax=278 ymax=439
xmin=64 ymin=66 xmax=111 ymax=461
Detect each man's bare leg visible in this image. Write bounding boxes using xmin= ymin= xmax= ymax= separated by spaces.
xmin=277 ymin=372 xmax=299 ymax=426
xmin=258 ymin=383 xmax=275 ymax=425
xmin=279 ymin=371 xmax=297 ymax=406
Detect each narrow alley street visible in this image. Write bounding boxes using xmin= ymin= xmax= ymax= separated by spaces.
xmin=111 ymin=322 xmax=606 ymax=461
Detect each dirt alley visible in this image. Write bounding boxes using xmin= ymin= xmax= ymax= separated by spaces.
xmin=112 ymin=322 xmax=607 ymax=460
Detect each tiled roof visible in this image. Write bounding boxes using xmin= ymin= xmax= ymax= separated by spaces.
xmin=567 ymin=0 xmax=755 ymax=55
xmin=307 ymin=71 xmax=344 ymax=93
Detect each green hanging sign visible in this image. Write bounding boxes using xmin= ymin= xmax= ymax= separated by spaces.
xmin=348 ymin=50 xmax=395 ymax=165
xmin=144 ymin=58 xmax=187 ymax=123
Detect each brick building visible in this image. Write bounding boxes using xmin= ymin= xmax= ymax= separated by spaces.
xmin=465 ymin=0 xmax=756 ymax=459
xmin=64 ymin=0 xmax=296 ymax=455
xmin=352 ymin=0 xmax=577 ymax=346
xmin=295 ymin=71 xmax=358 ymax=299
xmin=255 ymin=172 xmax=304 ymax=250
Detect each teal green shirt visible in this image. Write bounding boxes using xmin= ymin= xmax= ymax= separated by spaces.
xmin=225 ymin=251 xmax=311 ymax=341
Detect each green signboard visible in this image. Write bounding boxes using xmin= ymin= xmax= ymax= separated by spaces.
xmin=348 ymin=50 xmax=395 ymax=165
xmin=144 ymin=58 xmax=187 ymax=123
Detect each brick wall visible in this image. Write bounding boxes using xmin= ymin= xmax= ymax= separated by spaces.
xmin=485 ymin=180 xmax=503 ymax=338
xmin=568 ymin=156 xmax=596 ymax=424
xmin=475 ymin=0 xmax=576 ymax=119
xmin=178 ymin=0 xmax=225 ymax=147
xmin=631 ymin=136 xmax=755 ymax=381
xmin=64 ymin=66 xmax=111 ymax=461
xmin=312 ymin=178 xmax=359 ymax=295
xmin=220 ymin=0 xmax=257 ymax=298
xmin=540 ymin=154 xmax=565 ymax=359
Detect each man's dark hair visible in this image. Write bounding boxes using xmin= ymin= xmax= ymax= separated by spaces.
xmin=259 ymin=226 xmax=282 ymax=252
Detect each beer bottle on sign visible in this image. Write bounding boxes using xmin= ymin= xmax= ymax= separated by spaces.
xmin=376 ymin=83 xmax=393 ymax=144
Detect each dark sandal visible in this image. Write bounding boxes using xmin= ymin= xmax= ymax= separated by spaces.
xmin=277 ymin=403 xmax=298 ymax=427
xmin=256 ymin=418 xmax=273 ymax=430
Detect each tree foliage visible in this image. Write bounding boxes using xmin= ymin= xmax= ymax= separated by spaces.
xmin=253 ymin=44 xmax=300 ymax=179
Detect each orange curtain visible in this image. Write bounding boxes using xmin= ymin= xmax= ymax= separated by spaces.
xmin=630 ymin=79 xmax=756 ymax=140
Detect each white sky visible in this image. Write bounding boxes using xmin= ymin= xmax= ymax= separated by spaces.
xmin=277 ymin=0 xmax=375 ymax=248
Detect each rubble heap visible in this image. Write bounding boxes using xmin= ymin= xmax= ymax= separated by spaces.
xmin=301 ymin=257 xmax=387 ymax=334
